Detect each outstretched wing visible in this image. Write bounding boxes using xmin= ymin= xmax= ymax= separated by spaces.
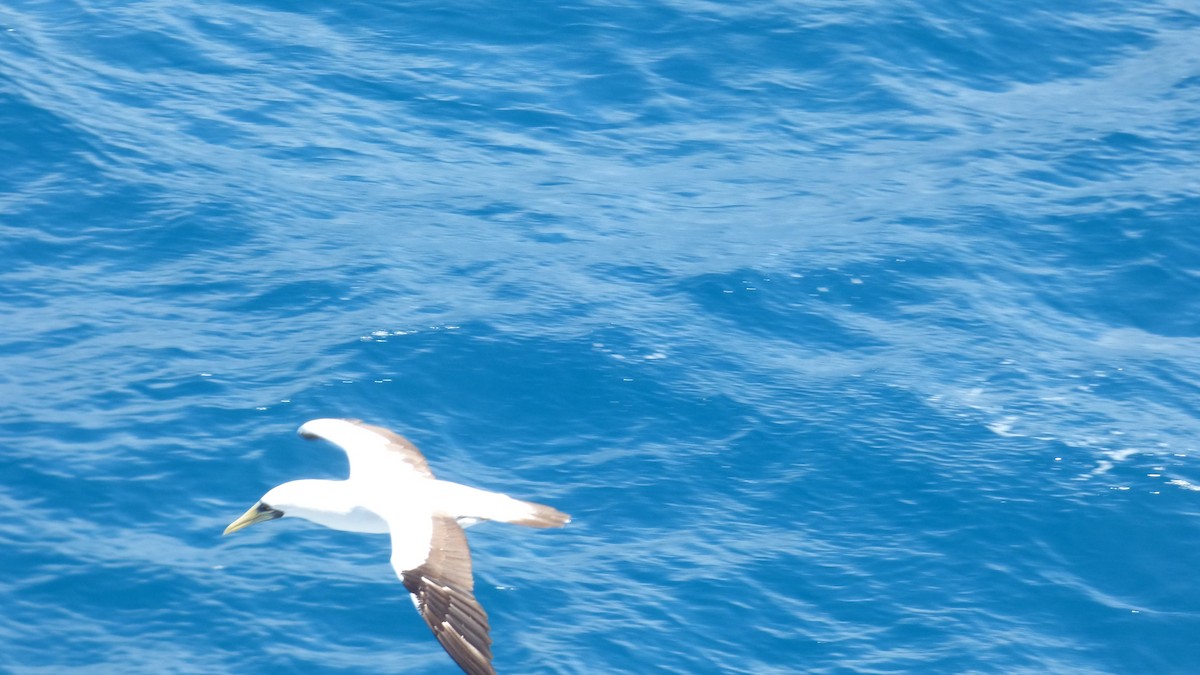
xmin=297 ymin=418 xmax=435 ymax=481
xmin=392 ymin=514 xmax=494 ymax=675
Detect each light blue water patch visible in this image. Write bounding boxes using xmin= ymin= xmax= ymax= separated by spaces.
xmin=2 ymin=1 xmax=1199 ymax=673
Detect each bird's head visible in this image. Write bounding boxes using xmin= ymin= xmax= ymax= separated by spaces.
xmin=222 ymin=483 xmax=303 ymax=535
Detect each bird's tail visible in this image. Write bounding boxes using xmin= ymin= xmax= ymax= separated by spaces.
xmin=439 ymin=483 xmax=571 ymax=528
xmin=500 ymin=496 xmax=571 ymax=528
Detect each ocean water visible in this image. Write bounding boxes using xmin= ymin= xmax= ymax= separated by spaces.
xmin=2 ymin=0 xmax=1199 ymax=673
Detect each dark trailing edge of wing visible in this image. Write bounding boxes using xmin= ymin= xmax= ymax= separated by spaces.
xmin=400 ymin=516 xmax=494 ymax=675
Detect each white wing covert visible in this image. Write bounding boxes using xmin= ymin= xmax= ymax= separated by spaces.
xmin=297 ymin=418 xmax=435 ymax=481
xmin=390 ymin=514 xmax=494 ymax=675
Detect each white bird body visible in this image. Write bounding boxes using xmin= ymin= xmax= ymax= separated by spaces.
xmin=224 ymin=418 xmax=570 ymax=675
xmin=256 ymin=479 xmax=392 ymax=533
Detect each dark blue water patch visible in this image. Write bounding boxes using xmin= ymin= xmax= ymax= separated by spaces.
xmin=1040 ymin=141 xmax=1149 ymax=186
xmin=318 ymin=324 xmax=762 ymax=452
xmin=1018 ymin=496 xmax=1200 ymax=672
xmin=872 ymin=0 xmax=1159 ymax=91
xmin=674 ymin=268 xmax=893 ymax=351
xmin=0 ymin=87 xmax=93 ymax=194
xmin=458 ymin=201 xmax=586 ymax=244
xmin=764 ymin=406 xmax=1200 ymax=671
xmin=3 ymin=541 xmax=256 ymax=671
xmin=78 ymin=21 xmax=227 ymax=75
xmin=220 ymin=278 xmax=356 ymax=316
xmin=1171 ymin=73 xmax=1200 ymax=95
xmin=1027 ymin=200 xmax=1200 ymax=338
xmin=586 ymin=262 xmax=675 ymax=285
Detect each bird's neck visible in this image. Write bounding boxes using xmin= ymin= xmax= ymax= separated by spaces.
xmin=280 ymin=479 xmax=391 ymax=534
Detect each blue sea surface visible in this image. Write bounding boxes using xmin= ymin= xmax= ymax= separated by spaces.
xmin=3 ymin=1 xmax=1200 ymax=673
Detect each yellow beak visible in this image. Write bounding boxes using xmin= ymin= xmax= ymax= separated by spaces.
xmin=223 ymin=501 xmax=283 ymax=535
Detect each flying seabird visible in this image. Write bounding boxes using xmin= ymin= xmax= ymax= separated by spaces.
xmin=223 ymin=418 xmax=570 ymax=675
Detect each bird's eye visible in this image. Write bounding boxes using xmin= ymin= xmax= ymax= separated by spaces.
xmin=257 ymin=502 xmax=274 ymax=512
